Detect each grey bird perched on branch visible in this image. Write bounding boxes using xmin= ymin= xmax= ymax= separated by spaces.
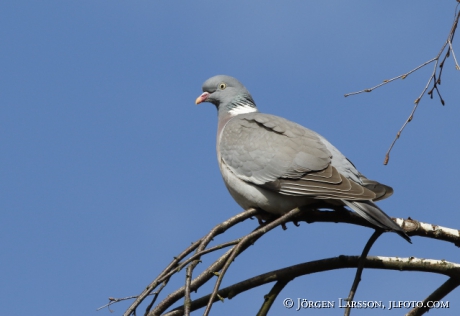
xmin=195 ymin=75 xmax=411 ymax=243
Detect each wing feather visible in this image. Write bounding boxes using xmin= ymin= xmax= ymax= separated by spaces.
xmin=220 ymin=112 xmax=380 ymax=201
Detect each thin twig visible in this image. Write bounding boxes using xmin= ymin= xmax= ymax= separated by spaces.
xmin=203 ymin=207 xmax=302 ymax=316
xmin=383 ymin=56 xmax=439 ymax=165
xmin=148 ymin=248 xmax=235 ymax=315
xmin=163 ymin=256 xmax=460 ymax=316
xmin=184 ymin=265 xmax=192 ymax=316
xmin=406 ymin=277 xmax=460 ymax=316
xmin=344 ymin=58 xmax=436 ymax=97
xmin=383 ymin=8 xmax=460 ymax=164
xmin=122 ymin=240 xmax=201 ymax=316
xmin=97 ymin=286 xmax=167 ymax=314
xmin=105 ymin=238 xmax=239 ymax=315
xmin=179 ymin=209 xmax=258 ymax=316
xmin=256 ymin=279 xmax=291 ymax=316
xmin=153 ymin=239 xmax=242 ymax=290
xmin=450 ymin=40 xmax=460 ymax=69
xmin=97 ymin=240 xmax=242 ymax=313
xmin=344 ymin=8 xmax=460 ymax=165
xmin=182 ymin=208 xmax=257 ymax=287
xmin=123 ymin=208 xmax=258 ymax=316
xmin=143 ymin=282 xmax=168 ymax=316
xmin=108 ymin=210 xmax=460 ymax=313
xmin=97 ymin=295 xmax=144 ymax=312
xmin=148 ymin=211 xmax=262 ymax=316
xmin=114 ymin=209 xmax=460 ymax=315
xmin=344 ymin=230 xmax=382 ymax=316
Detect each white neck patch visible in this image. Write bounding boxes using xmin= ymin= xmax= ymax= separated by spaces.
xmin=228 ymin=104 xmax=257 ymax=116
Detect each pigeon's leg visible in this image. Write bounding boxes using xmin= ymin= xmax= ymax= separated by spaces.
xmin=253 ymin=207 xmax=304 ymax=229
xmin=253 ymin=208 xmax=278 ymax=225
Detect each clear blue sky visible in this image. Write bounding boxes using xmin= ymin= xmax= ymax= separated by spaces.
xmin=1 ymin=1 xmax=459 ymax=315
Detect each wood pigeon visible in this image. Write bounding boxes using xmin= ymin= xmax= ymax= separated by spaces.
xmin=196 ymin=75 xmax=410 ymax=243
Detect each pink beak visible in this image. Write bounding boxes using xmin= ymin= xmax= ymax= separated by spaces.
xmin=195 ymin=92 xmax=210 ymax=104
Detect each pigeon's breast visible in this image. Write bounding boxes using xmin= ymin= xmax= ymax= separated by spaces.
xmin=219 ymin=160 xmax=313 ymax=214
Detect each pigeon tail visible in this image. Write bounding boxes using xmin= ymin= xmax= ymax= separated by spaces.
xmin=342 ymin=200 xmax=411 ymax=243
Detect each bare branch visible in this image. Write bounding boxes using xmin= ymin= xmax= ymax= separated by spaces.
xmin=143 ymin=282 xmax=168 ymax=316
xmin=256 ymin=279 xmax=291 ymax=316
xmin=123 ymin=208 xmax=258 ymax=316
xmin=396 ymin=217 xmax=460 ymax=246
xmin=344 ymin=8 xmax=460 ymax=165
xmin=163 ymin=256 xmax=460 ymax=316
xmin=109 ymin=208 xmax=460 ymax=316
xmin=98 ymin=295 xmax=144 ymax=312
xmin=122 ymin=240 xmax=201 ymax=316
xmin=294 ymin=208 xmax=460 ymax=246
xmin=344 ymin=58 xmax=436 ymax=97
xmin=406 ymin=277 xmax=460 ymax=316
xmin=450 ymin=40 xmax=460 ymax=69
xmin=112 ymin=208 xmax=460 ymax=316
xmin=184 ymin=265 xmax=192 ymax=316
xmin=203 ymin=208 xmax=302 ymax=316
xmin=148 ymin=249 xmax=234 ymax=316
xmin=344 ymin=230 xmax=382 ymax=316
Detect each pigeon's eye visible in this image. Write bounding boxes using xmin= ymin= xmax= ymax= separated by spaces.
xmin=219 ymin=83 xmax=227 ymax=90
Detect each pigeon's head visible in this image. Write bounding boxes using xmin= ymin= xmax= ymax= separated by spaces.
xmin=195 ymin=75 xmax=257 ymax=116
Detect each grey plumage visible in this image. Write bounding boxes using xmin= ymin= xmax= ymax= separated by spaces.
xmin=196 ymin=75 xmax=410 ymax=243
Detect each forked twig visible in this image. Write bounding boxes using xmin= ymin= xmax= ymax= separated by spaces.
xmin=256 ymin=279 xmax=291 ymax=316
xmin=162 ymin=256 xmax=460 ymax=316
xmin=121 ymin=208 xmax=258 ymax=316
xmin=344 ymin=58 xmax=436 ymax=98
xmin=202 ymin=207 xmax=302 ymax=316
xmin=100 ymin=209 xmax=460 ymax=315
xmin=382 ymin=8 xmax=459 ymax=165
xmin=97 ymin=294 xmax=149 ymax=312
xmin=344 ymin=6 xmax=460 ymax=165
